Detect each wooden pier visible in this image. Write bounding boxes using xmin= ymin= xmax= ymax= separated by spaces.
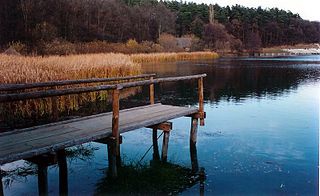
xmin=0 ymin=73 xmax=206 ymax=195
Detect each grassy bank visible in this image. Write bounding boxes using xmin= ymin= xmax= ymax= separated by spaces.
xmin=0 ymin=53 xmax=141 ymax=128
xmin=0 ymin=53 xmax=140 ymax=84
xmin=0 ymin=51 xmax=218 ymax=129
xmin=131 ymin=51 xmax=219 ymax=63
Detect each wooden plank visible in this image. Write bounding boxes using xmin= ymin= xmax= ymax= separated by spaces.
xmin=0 ymin=105 xmax=194 ymax=153
xmin=0 ymin=74 xmax=156 ymax=91
xmin=0 ymin=125 xmax=80 ymax=148
xmin=0 ymin=103 xmax=163 ymax=136
xmin=1 ymin=105 xmax=183 ymax=150
xmin=0 ymin=104 xmax=198 ymax=164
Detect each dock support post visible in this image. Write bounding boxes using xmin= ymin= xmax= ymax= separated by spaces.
xmin=110 ymin=87 xmax=121 ymax=177
xmin=148 ymin=122 xmax=172 ymax=162
xmin=37 ymin=164 xmax=48 ymax=196
xmin=149 ymin=77 xmax=155 ymax=104
xmin=0 ymin=168 xmax=4 ymax=196
xmin=152 ymin=128 xmax=160 ymax=161
xmin=57 ymin=150 xmax=68 ymax=196
xmin=190 ymin=117 xmax=199 ymax=173
xmin=107 ymin=139 xmax=117 ymax=178
xmin=161 ymin=131 xmax=170 ymax=162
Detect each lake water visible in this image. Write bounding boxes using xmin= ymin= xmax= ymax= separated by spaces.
xmin=2 ymin=55 xmax=319 ymax=195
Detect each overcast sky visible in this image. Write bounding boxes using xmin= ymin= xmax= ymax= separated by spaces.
xmin=187 ymin=0 xmax=320 ymax=21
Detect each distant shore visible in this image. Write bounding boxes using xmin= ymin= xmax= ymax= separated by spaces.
xmin=261 ymin=43 xmax=320 ymax=56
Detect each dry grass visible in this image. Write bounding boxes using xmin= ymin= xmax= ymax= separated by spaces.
xmin=131 ymin=52 xmax=219 ymax=63
xmin=0 ymin=53 xmax=140 ymax=84
xmin=0 ymin=51 xmax=219 ymax=128
xmin=0 ymin=53 xmax=141 ymax=125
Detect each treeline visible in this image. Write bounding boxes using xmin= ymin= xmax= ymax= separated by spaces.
xmin=0 ymin=0 xmax=319 ymax=54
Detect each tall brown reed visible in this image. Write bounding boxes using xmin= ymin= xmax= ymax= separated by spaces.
xmin=0 ymin=53 xmax=141 ymax=127
xmin=131 ymin=52 xmax=219 ymax=63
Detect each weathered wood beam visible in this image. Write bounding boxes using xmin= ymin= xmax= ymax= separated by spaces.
xmin=112 ymin=88 xmax=121 ymax=168
xmin=0 ymin=74 xmax=206 ymax=103
xmin=107 ymin=140 xmax=117 ymax=178
xmin=198 ymin=77 xmax=205 ymax=126
xmin=149 ymin=76 xmax=155 ymax=104
xmin=148 ymin=122 xmax=172 ymax=162
xmin=186 ymin=112 xmax=206 ymax=119
xmin=161 ymin=131 xmax=170 ymax=162
xmin=0 ymin=74 xmax=156 ymax=91
xmin=118 ymin=74 xmax=207 ymax=89
xmin=0 ymin=84 xmax=117 ymax=102
xmin=147 ymin=122 xmax=172 ymax=132
xmin=109 ymin=88 xmax=121 ymax=178
xmin=152 ymin=128 xmax=160 ymax=161
xmin=190 ymin=117 xmax=199 ymax=173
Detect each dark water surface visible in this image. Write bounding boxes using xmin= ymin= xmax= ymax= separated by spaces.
xmin=2 ymin=56 xmax=319 ymax=195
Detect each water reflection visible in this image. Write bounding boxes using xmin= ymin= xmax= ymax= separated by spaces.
xmin=95 ymin=162 xmax=205 ymax=195
xmin=141 ymin=57 xmax=320 ymax=105
xmin=1 ymin=56 xmax=319 ymax=195
xmin=1 ymin=144 xmax=205 ymax=196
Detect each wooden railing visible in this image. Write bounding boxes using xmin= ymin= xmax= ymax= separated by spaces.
xmin=0 ymin=74 xmax=155 ymax=120
xmin=0 ymin=74 xmax=156 ymax=91
xmin=0 ymin=74 xmax=206 ymax=164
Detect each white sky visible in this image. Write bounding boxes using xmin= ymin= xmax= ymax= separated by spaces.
xmin=187 ymin=0 xmax=320 ymax=21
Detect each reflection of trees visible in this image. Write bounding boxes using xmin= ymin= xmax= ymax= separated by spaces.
xmin=141 ymin=60 xmax=320 ymax=106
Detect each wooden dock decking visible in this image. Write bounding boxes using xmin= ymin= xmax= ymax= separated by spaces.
xmin=0 ymin=74 xmax=206 ymax=194
xmin=0 ymin=103 xmax=198 ymax=165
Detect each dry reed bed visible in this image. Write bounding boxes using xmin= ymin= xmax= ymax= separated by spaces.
xmin=0 ymin=51 xmax=219 ymax=127
xmin=131 ymin=52 xmax=219 ymax=63
xmin=0 ymin=53 xmax=141 ymax=124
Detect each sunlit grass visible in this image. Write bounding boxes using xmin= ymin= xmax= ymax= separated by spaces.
xmin=131 ymin=51 xmax=219 ymax=63
xmin=0 ymin=53 xmax=140 ymax=84
xmin=0 ymin=53 xmax=141 ymax=128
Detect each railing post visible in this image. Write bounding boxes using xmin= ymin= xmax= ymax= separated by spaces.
xmin=198 ymin=77 xmax=205 ymax=126
xmin=111 ymin=87 xmax=121 ymax=177
xmin=51 ymin=87 xmax=59 ymax=121
xmin=149 ymin=76 xmax=155 ymax=104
